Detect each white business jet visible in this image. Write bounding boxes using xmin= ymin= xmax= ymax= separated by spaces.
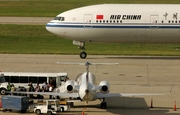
xmin=46 ymin=4 xmax=180 ymax=58
xmin=14 ymin=62 xmax=165 ymax=108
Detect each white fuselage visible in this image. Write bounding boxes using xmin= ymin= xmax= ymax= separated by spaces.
xmin=56 ymin=72 xmax=97 ymax=101
xmin=46 ymin=4 xmax=180 ymax=43
xmin=77 ymin=72 xmax=96 ymax=101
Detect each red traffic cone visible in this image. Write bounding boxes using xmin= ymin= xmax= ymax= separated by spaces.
xmin=174 ymin=101 xmax=177 ymax=111
xmin=150 ymin=98 xmax=153 ymax=108
xmin=82 ymin=108 xmax=85 ymax=115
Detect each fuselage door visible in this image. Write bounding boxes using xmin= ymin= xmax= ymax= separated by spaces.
xmin=84 ymin=14 xmax=92 ymax=28
xmin=150 ymin=15 xmax=159 ymax=28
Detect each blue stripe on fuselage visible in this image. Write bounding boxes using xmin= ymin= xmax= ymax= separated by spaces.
xmin=46 ymin=22 xmax=180 ymax=29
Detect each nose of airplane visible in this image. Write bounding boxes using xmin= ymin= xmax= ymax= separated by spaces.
xmin=45 ymin=20 xmax=58 ymax=35
xmin=45 ymin=20 xmax=65 ymax=37
xmin=45 ymin=21 xmax=51 ymax=32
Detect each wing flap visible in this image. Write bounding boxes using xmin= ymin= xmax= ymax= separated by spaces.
xmin=11 ymin=91 xmax=79 ymax=98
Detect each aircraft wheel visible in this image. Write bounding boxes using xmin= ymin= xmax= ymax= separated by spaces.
xmin=80 ymin=52 xmax=87 ymax=59
xmin=101 ymin=102 xmax=107 ymax=108
xmin=104 ymin=102 xmax=107 ymax=108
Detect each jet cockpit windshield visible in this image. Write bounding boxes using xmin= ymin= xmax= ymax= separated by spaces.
xmin=54 ymin=16 xmax=65 ymax=21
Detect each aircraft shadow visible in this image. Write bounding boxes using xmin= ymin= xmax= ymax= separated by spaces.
xmin=72 ymin=97 xmax=179 ymax=115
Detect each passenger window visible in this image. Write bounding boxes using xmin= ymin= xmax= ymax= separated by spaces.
xmin=20 ymin=76 xmax=28 ymax=83
xmin=38 ymin=77 xmax=47 ymax=84
xmin=60 ymin=76 xmax=66 ymax=82
xmin=29 ymin=77 xmax=37 ymax=83
xmin=4 ymin=76 xmax=10 ymax=82
xmin=11 ymin=76 xmax=19 ymax=83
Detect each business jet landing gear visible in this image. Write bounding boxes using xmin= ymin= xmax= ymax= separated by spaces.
xmin=100 ymin=98 xmax=107 ymax=108
xmin=73 ymin=41 xmax=87 ymax=59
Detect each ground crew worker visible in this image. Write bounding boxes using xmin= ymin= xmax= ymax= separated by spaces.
xmin=49 ymin=84 xmax=53 ymax=99
xmin=11 ymin=84 xmax=15 ymax=95
xmin=7 ymin=82 xmax=11 ymax=91
xmin=28 ymin=82 xmax=34 ymax=98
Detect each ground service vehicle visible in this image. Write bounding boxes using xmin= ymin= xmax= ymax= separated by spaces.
xmin=34 ymin=99 xmax=69 ymax=115
xmin=0 ymin=72 xmax=68 ymax=95
xmin=2 ymin=95 xmax=29 ymax=113
xmin=34 ymin=100 xmax=61 ymax=115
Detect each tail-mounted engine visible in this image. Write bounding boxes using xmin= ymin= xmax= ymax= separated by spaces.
xmin=99 ymin=81 xmax=110 ymax=94
xmin=65 ymin=80 xmax=76 ymax=93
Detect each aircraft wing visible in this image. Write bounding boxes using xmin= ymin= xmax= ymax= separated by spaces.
xmin=96 ymin=92 xmax=167 ymax=99
xmin=11 ymin=91 xmax=79 ymax=98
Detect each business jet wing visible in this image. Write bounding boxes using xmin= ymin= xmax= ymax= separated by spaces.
xmin=12 ymin=91 xmax=79 ymax=98
xmin=96 ymin=92 xmax=166 ymax=99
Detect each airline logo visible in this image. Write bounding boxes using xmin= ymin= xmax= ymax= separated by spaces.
xmin=96 ymin=15 xmax=104 ymax=20
xmin=110 ymin=15 xmax=141 ymax=20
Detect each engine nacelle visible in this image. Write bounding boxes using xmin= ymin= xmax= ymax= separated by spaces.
xmin=99 ymin=81 xmax=110 ymax=94
xmin=64 ymin=80 xmax=76 ymax=93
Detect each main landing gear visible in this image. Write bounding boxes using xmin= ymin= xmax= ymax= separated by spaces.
xmin=73 ymin=41 xmax=87 ymax=59
xmin=100 ymin=98 xmax=107 ymax=108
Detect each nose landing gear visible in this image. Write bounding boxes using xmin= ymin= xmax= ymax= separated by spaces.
xmin=79 ymin=50 xmax=87 ymax=59
xmin=73 ymin=41 xmax=87 ymax=59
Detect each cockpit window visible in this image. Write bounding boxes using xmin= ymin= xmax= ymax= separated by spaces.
xmin=54 ymin=16 xmax=65 ymax=21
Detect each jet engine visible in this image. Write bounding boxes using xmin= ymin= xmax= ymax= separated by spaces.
xmin=99 ymin=81 xmax=110 ymax=94
xmin=64 ymin=80 xmax=76 ymax=93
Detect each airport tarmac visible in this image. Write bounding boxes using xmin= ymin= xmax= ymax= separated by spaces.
xmin=0 ymin=54 xmax=180 ymax=115
xmin=0 ymin=17 xmax=52 ymax=25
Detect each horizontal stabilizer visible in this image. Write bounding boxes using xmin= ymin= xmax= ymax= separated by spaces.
xmin=56 ymin=62 xmax=119 ymax=65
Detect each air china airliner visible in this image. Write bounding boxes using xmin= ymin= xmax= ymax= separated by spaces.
xmin=46 ymin=4 xmax=180 ymax=59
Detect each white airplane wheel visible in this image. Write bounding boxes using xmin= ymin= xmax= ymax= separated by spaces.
xmin=80 ymin=52 xmax=87 ymax=59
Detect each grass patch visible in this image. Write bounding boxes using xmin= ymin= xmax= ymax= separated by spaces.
xmin=0 ymin=0 xmax=180 ymax=17
xmin=0 ymin=24 xmax=180 ymax=56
